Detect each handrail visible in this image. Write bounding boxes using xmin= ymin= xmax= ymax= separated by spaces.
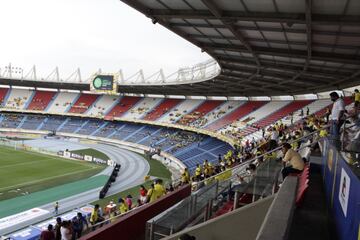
xmin=340 ymin=120 xmax=358 ymax=151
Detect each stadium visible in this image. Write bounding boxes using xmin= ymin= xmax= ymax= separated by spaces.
xmin=0 ymin=0 xmax=359 ymax=240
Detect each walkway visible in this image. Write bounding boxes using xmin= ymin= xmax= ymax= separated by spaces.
xmin=288 ymin=154 xmax=338 ymax=240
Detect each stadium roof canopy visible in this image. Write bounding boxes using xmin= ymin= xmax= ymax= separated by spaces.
xmin=117 ymin=0 xmax=360 ymax=96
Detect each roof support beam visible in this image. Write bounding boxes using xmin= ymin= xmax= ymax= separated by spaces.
xmin=221 ymin=65 xmax=331 ymax=85
xmin=217 ymin=56 xmax=356 ymax=75
xmin=200 ymin=0 xmax=262 ymax=84
xmin=220 ymin=62 xmax=341 ymax=82
xmin=200 ymin=0 xmax=261 ymax=67
xmin=189 ymin=34 xmax=359 ymax=51
xmin=279 ymin=0 xmax=312 ymax=86
xmin=206 ymin=44 xmax=360 ymax=65
xmin=170 ymin=23 xmax=360 ymax=37
xmin=150 ymin=9 xmax=360 ymax=25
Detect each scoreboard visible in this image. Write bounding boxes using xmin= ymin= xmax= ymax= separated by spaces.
xmin=90 ymin=74 xmax=118 ymax=95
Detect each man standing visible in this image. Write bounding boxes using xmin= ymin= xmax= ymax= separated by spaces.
xmin=54 ymin=217 xmax=62 ymax=240
xmin=354 ymin=89 xmax=360 ymax=108
xmin=72 ymin=212 xmax=88 ymax=239
xmin=329 ymin=92 xmax=345 ymax=141
xmin=90 ymin=204 xmax=104 ymax=230
xmin=54 ymin=202 xmax=59 ymax=215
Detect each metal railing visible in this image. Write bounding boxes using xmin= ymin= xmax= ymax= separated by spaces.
xmin=146 ymin=179 xmax=232 ymax=240
xmin=142 ymin=127 xmax=322 ymax=239
xmin=340 ymin=120 xmax=360 ymax=167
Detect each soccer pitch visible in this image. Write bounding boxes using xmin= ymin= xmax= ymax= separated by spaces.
xmin=0 ymin=145 xmax=105 ymax=201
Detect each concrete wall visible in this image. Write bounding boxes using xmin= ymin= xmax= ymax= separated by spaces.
xmin=162 ymin=195 xmax=274 ymax=240
xmin=81 ymin=185 xmax=191 ymax=240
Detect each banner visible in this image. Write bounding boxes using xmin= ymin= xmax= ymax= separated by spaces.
xmin=78 ymin=205 xmax=94 ymax=217
xmin=9 ymin=226 xmax=42 ymax=240
xmin=93 ymin=157 xmax=107 ymax=165
xmin=84 ymin=155 xmax=93 ymax=162
xmin=64 ymin=151 xmax=71 ymax=158
xmin=0 ymin=208 xmax=49 ymax=231
xmin=338 ymin=168 xmax=350 ymax=217
xmin=215 ymin=169 xmax=232 ymax=181
xmin=35 ymin=218 xmax=57 ymax=231
xmin=58 ymin=211 xmax=78 ymax=221
xmin=70 ymin=152 xmax=84 ymax=160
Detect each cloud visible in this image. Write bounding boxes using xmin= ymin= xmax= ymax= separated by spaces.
xmin=0 ymin=0 xmax=210 ymax=80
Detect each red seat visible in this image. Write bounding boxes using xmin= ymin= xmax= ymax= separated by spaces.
xmin=296 ymin=164 xmax=310 ymax=206
xmin=213 ymin=201 xmax=234 ymax=218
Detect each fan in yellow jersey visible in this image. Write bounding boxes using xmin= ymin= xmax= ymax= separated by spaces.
xmin=194 ymin=164 xmax=202 ymax=181
xmin=354 ymin=89 xmax=360 ymax=107
xmin=146 ymin=184 xmax=156 ymax=203
xmin=181 ymin=168 xmax=191 ymax=184
xmin=154 ymin=179 xmax=166 ymax=200
xmin=118 ymin=198 xmax=128 ymax=214
xmin=90 ymin=204 xmax=104 ymax=230
xmin=203 ymin=160 xmax=210 ymax=177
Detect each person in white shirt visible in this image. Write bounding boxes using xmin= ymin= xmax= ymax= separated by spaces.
xmin=329 ymin=92 xmax=345 ymax=140
xmin=270 ymin=127 xmax=279 ymax=141
xmin=60 ymin=221 xmax=72 ymax=240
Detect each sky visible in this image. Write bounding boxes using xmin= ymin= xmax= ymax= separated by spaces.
xmin=0 ymin=0 xmax=210 ymax=81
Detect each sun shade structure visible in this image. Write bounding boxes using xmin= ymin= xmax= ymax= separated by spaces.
xmin=118 ymin=0 xmax=360 ymax=96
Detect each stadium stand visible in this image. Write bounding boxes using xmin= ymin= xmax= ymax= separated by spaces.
xmin=68 ymin=93 xmax=99 ymax=114
xmin=220 ymin=101 xmax=290 ymax=137
xmin=240 ymin=100 xmax=313 ymax=138
xmin=27 ymin=90 xmax=57 ymax=111
xmin=121 ymin=97 xmax=163 ymax=120
xmin=4 ymin=88 xmax=33 ymax=110
xmin=105 ymin=96 xmax=141 ymax=119
xmin=205 ymin=101 xmax=267 ymax=131
xmin=46 ymin=91 xmax=79 ymax=113
xmin=159 ymin=99 xmax=204 ymax=124
xmin=85 ymin=95 xmax=118 ymax=117
xmin=0 ymin=87 xmax=9 ymax=106
xmin=177 ymin=100 xmax=224 ymax=125
xmin=200 ymin=101 xmax=244 ymax=128
xmin=142 ymin=98 xmax=182 ymax=121
xmin=0 ymin=112 xmax=232 ymax=172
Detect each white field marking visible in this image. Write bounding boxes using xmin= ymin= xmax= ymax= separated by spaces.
xmin=0 ymin=160 xmax=52 ymax=169
xmin=0 ymin=165 xmax=100 ymax=192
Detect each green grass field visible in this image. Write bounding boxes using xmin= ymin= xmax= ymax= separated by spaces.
xmin=145 ymin=155 xmax=172 ymax=179
xmin=0 ymin=145 xmax=105 ymax=201
xmin=71 ymin=148 xmax=110 ymax=160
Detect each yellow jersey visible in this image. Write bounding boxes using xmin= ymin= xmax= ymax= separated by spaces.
xmin=195 ymin=167 xmax=202 ymax=176
xmin=119 ymin=203 xmax=128 ymax=214
xmin=355 ymin=92 xmax=360 ymax=102
xmin=320 ymin=129 xmax=328 ymax=137
xmin=90 ymin=209 xmax=98 ymax=224
xmin=147 ymin=188 xmax=157 ymax=203
xmin=154 ymin=183 xmax=166 ymax=200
